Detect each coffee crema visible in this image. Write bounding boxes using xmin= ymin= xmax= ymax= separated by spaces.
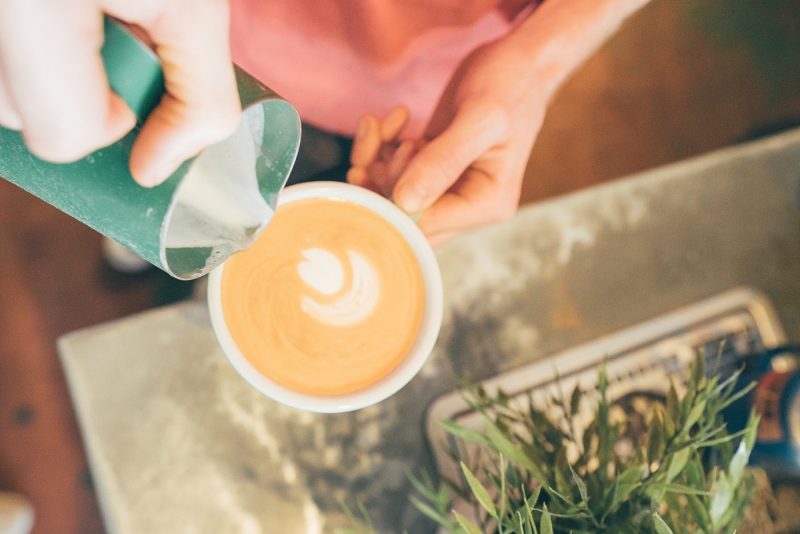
xmin=220 ymin=197 xmax=425 ymax=396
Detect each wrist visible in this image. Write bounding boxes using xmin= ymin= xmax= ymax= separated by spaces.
xmin=503 ymin=0 xmax=651 ymax=97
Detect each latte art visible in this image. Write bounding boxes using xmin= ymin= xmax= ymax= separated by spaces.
xmin=221 ymin=198 xmax=425 ymax=396
xmin=298 ymin=248 xmax=380 ymax=327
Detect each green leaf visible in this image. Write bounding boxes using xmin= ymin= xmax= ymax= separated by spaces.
xmin=460 ymin=462 xmax=497 ymax=518
xmin=499 ymin=454 xmax=508 ymax=518
xmin=695 ymin=422 xmax=728 ymax=445
xmin=485 ymin=420 xmax=546 ymax=481
xmin=441 ymin=419 xmax=490 ymax=446
xmin=667 ymin=382 xmax=680 ymax=429
xmin=618 ymin=463 xmax=647 ymax=485
xmin=453 ymin=510 xmax=483 ymax=534
xmin=718 ymin=381 xmax=755 ymax=411
xmin=716 ymin=366 xmax=744 ymax=395
xmin=659 ymin=483 xmax=711 ymax=496
xmin=648 ymin=408 xmax=665 ymax=463
xmin=687 ymin=494 xmax=712 ymax=528
xmin=709 ymin=475 xmax=732 ymax=526
xmin=407 ymin=470 xmax=444 ymax=505
xmin=410 ymin=495 xmax=452 ymax=528
xmin=599 ymin=479 xmax=620 ymax=520
xmin=570 ymin=384 xmax=582 ymax=416
xmin=338 ymin=498 xmax=376 ymax=534
xmin=522 ymin=484 xmax=540 ymax=534
xmin=554 ymin=453 xmax=571 ymax=496
xmin=744 ymin=410 xmax=760 ymax=452
xmin=666 ymin=447 xmax=691 ymax=483
xmin=569 ymin=465 xmax=590 ymax=505
xmin=700 ymin=428 xmax=750 ymax=447
xmin=355 ymin=501 xmax=374 ymax=532
xmin=680 ymin=389 xmax=693 ymax=425
xmin=616 ymin=464 xmax=646 ymax=502
xmin=544 ymin=485 xmax=576 ymax=509
xmin=716 ymin=503 xmax=741 ymax=532
xmin=692 ymin=352 xmax=707 ymax=388
xmin=598 ymin=362 xmax=608 ymax=392
xmin=512 ymin=510 xmax=525 ymax=534
xmin=540 ymin=504 xmax=553 ymax=534
xmin=684 ymin=457 xmax=706 ymax=489
xmin=597 ymin=364 xmax=612 ymax=480
xmin=685 ymin=399 xmax=707 ymax=429
xmin=706 ymin=373 xmax=720 ymax=396
xmin=652 ymin=512 xmax=674 ymax=534
xmin=727 ymin=440 xmax=749 ymax=488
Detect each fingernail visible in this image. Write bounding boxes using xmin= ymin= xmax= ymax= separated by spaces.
xmin=134 ymin=156 xmax=179 ymax=188
xmin=346 ymin=166 xmax=367 ymax=185
xmin=133 ymin=167 xmax=159 ymax=188
xmin=395 ymin=183 xmax=425 ymax=214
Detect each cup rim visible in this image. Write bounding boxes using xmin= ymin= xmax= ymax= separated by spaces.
xmin=207 ymin=181 xmax=443 ymax=413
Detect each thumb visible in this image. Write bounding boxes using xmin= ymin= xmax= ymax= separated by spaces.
xmin=392 ymin=103 xmax=507 ymax=213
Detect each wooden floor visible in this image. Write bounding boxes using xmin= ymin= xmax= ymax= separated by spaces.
xmin=1 ymin=1 xmax=799 ymax=533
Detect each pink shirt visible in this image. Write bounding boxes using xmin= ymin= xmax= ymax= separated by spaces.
xmin=230 ymin=0 xmax=533 ymax=137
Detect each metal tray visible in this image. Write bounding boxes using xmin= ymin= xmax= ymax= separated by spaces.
xmin=425 ymin=287 xmax=786 ymax=490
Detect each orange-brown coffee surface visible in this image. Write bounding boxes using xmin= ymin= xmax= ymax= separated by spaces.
xmin=221 ymin=198 xmax=425 ymax=396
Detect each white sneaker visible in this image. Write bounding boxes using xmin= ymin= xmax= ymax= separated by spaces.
xmin=0 ymin=493 xmax=34 ymax=534
xmin=102 ymin=237 xmax=152 ymax=274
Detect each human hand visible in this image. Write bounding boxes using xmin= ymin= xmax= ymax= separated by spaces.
xmin=347 ymin=106 xmax=420 ymax=198
xmin=0 ymin=0 xmax=241 ymax=187
xmin=348 ymin=40 xmax=549 ymax=245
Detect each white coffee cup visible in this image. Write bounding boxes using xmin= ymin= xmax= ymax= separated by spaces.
xmin=208 ymin=181 xmax=443 ymax=413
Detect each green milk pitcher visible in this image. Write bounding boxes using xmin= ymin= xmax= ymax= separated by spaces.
xmin=0 ymin=19 xmax=301 ymax=280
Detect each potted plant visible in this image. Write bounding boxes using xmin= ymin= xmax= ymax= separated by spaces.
xmin=340 ymin=353 xmax=762 ymax=533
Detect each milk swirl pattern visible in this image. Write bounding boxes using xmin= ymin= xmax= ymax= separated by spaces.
xmin=297 ymin=248 xmax=380 ymax=327
xmin=220 ymin=197 xmax=426 ymax=396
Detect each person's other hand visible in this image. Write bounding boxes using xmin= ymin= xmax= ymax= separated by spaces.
xmin=396 ymin=40 xmax=550 ymax=244
xmin=349 ymin=40 xmax=550 ymax=245
xmin=0 ymin=0 xmax=241 ymax=187
xmin=347 ymin=105 xmax=421 ymax=198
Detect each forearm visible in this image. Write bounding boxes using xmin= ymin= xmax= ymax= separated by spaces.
xmin=503 ymin=0 xmax=651 ymax=97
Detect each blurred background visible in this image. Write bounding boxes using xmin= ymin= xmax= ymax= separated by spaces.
xmin=1 ymin=1 xmax=799 ymax=532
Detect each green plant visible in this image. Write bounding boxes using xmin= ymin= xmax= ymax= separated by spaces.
xmin=411 ymin=354 xmax=759 ymax=534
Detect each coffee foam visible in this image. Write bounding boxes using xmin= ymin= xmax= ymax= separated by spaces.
xmin=299 ymin=249 xmax=380 ymax=326
xmin=297 ymin=248 xmax=345 ymax=295
xmin=220 ymin=198 xmax=425 ymax=396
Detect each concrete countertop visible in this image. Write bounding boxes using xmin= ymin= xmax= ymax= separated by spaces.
xmin=60 ymin=129 xmax=800 ymax=533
